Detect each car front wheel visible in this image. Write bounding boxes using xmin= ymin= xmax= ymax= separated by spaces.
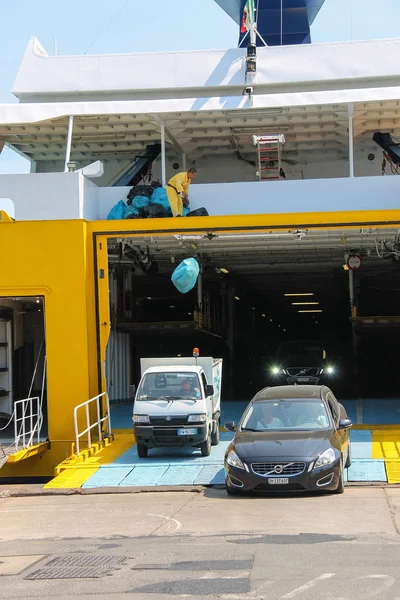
xmin=334 ymin=458 xmax=344 ymax=494
xmin=137 ymin=444 xmax=148 ymax=458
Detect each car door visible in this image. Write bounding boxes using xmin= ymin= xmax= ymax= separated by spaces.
xmin=326 ymin=390 xmax=349 ymax=464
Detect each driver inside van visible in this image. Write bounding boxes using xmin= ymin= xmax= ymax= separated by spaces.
xmin=180 ymin=379 xmax=200 ymax=399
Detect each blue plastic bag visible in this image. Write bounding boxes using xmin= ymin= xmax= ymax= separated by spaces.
xmin=107 ymin=200 xmax=126 ymax=220
xmin=171 ymin=258 xmax=200 ymax=294
xmin=150 ymin=187 xmax=172 ymax=216
xmin=124 ymin=205 xmax=141 ymax=219
xmin=131 ymin=195 xmax=151 ymax=211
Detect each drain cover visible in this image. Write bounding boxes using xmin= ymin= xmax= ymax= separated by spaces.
xmin=25 ymin=555 xmax=127 ymax=580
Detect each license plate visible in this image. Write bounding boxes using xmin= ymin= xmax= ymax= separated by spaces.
xmin=178 ymin=428 xmax=197 ymax=436
xmin=297 ymin=377 xmax=310 ymax=382
xmin=268 ymin=478 xmax=289 ymax=485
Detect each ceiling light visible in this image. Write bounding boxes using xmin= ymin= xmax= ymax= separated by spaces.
xmin=298 ymin=310 xmax=323 ymax=313
xmin=292 ymin=302 xmax=319 ymax=306
xmin=225 ymin=108 xmax=284 ymax=118
xmin=170 ymin=305 xmax=175 ymax=308
xmin=284 ymin=293 xmax=314 ymax=297
xmin=261 ymin=314 xmax=266 ymax=317
xmin=232 ymin=126 xmax=290 ymax=134
xmin=147 ymin=297 xmax=152 ymax=300
xmin=219 ymin=267 xmax=229 ymax=274
xmin=234 ymin=296 xmax=240 ymax=301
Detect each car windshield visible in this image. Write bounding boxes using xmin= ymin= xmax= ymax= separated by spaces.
xmin=241 ymin=399 xmax=330 ymax=431
xmin=277 ymin=341 xmax=324 ymax=364
xmin=136 ymin=372 xmax=201 ymax=401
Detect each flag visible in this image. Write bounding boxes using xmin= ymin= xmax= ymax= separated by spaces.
xmin=241 ymin=0 xmax=255 ymax=33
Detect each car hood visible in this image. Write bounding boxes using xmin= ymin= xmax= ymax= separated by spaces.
xmin=233 ymin=430 xmax=332 ymax=461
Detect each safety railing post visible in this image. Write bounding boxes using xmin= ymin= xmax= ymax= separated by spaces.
xmin=73 ymin=393 xmax=113 ymax=458
xmin=74 ymin=406 xmax=80 ymax=456
xmin=97 ymin=395 xmax=102 ymax=443
xmin=85 ymin=403 xmax=91 ymax=449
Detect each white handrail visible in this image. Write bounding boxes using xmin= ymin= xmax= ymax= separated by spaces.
xmin=73 ymin=392 xmax=112 ymax=456
xmin=14 ymin=396 xmax=42 ymax=452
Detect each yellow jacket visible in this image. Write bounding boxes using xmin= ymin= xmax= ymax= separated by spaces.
xmin=167 ymin=172 xmax=190 ymax=196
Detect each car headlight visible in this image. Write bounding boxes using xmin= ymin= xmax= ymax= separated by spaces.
xmin=271 ymin=366 xmax=281 ymax=375
xmin=326 ymin=366 xmax=335 ymax=375
xmin=133 ymin=415 xmax=150 ymax=424
xmin=226 ymin=449 xmax=245 ymax=470
xmin=314 ymin=448 xmax=336 ymax=469
xmin=188 ymin=414 xmax=206 ymax=423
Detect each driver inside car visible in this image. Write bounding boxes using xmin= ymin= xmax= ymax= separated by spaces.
xmin=255 ymin=403 xmax=284 ymax=430
xmin=296 ymin=402 xmax=329 ymax=428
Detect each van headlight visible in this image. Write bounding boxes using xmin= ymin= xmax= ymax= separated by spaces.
xmin=226 ymin=449 xmax=245 ymax=470
xmin=188 ymin=414 xmax=206 ymax=423
xmin=314 ymin=448 xmax=335 ymax=469
xmin=133 ymin=415 xmax=150 ymax=424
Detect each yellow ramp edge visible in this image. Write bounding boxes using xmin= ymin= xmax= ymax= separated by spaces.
xmin=46 ymin=431 xmax=136 ymax=489
xmin=385 ymin=462 xmax=400 ymax=485
xmin=372 ymin=430 xmax=400 ymax=460
xmin=45 ymin=467 xmax=99 ymax=489
xmin=7 ymin=441 xmax=49 ymax=463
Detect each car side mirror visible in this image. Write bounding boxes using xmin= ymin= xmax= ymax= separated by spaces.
xmin=224 ymin=421 xmax=236 ymax=431
xmin=206 ymin=384 xmax=214 ymax=396
xmin=338 ymin=418 xmax=352 ymax=430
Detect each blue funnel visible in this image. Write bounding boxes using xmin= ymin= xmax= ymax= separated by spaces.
xmin=214 ymin=0 xmax=326 ymax=46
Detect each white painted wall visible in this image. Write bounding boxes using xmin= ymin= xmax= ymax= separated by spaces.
xmin=1 ymin=169 xmax=397 ymax=222
xmin=98 ymin=175 xmax=399 ymax=219
xmin=0 ymin=172 xmax=83 ymax=220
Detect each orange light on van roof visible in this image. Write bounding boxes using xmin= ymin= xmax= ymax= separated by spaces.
xmin=193 ymin=347 xmax=200 ymax=357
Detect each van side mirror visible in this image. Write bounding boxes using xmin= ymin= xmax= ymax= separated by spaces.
xmin=338 ymin=418 xmax=352 ymax=430
xmin=225 ymin=421 xmax=236 ymax=431
xmin=206 ymin=384 xmax=214 ymax=396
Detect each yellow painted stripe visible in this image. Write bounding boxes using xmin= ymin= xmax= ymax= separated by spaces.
xmin=88 ymin=209 xmax=400 ymax=237
xmin=385 ymin=461 xmax=400 ymax=484
xmin=353 ymin=424 xmax=400 ymax=430
xmin=44 ymin=467 xmax=99 ymax=489
xmin=372 ymin=430 xmax=400 ymax=460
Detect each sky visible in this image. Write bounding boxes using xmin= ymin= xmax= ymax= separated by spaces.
xmin=1 ymin=0 xmax=400 ymax=173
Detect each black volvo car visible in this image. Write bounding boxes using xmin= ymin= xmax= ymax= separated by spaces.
xmin=224 ymin=385 xmax=352 ymax=495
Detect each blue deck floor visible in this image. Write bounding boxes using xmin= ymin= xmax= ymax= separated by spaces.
xmin=81 ymin=399 xmax=400 ymax=489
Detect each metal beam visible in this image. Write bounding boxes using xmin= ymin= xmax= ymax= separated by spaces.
xmin=64 ymin=115 xmax=74 ymax=172
xmin=348 ymin=104 xmax=354 ymax=178
xmin=153 ymin=115 xmax=192 ymax=166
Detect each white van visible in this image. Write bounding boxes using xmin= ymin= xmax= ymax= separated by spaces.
xmin=132 ymin=356 xmax=223 ymax=458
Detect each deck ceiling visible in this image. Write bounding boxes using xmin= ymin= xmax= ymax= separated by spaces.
xmin=109 ymin=227 xmax=400 ymax=293
xmin=1 ymin=101 xmax=400 ymax=167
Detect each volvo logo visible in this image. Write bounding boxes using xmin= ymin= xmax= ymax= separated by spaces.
xmin=274 ymin=465 xmax=284 ymax=474
xmin=166 ymin=416 xmax=172 ymax=421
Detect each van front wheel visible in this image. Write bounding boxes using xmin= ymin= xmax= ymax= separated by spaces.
xmin=200 ymin=433 xmax=212 ymax=457
xmin=211 ymin=419 xmax=220 ymax=446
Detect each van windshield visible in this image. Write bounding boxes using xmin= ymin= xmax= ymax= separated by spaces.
xmin=137 ymin=372 xmax=201 ymax=401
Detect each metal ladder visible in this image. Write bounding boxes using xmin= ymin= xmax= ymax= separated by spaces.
xmin=253 ymin=134 xmax=285 ymax=181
